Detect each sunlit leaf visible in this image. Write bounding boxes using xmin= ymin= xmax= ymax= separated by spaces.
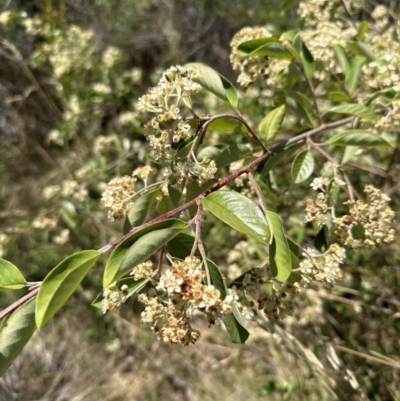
xmin=186 ymin=62 xmax=238 ymax=107
xmin=258 ymin=105 xmax=286 ymax=142
xmin=0 ymin=298 xmax=36 ymax=376
xmin=36 ymin=250 xmax=101 ymax=328
xmin=0 ymin=259 xmax=26 ymax=291
xmin=333 ymin=45 xmax=350 ymax=76
xmin=346 ymin=56 xmax=366 ymax=96
xmin=291 ymin=150 xmax=315 ymax=183
xmin=325 ymin=130 xmax=393 ymax=147
xmin=267 ymin=211 xmax=292 ymax=282
xmin=327 ymin=104 xmax=377 ymax=121
xmin=201 ymin=190 xmax=270 ymax=244
xmin=206 ymin=117 xmax=247 ymax=132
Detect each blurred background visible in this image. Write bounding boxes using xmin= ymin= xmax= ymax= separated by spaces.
xmin=1 ymin=1 xmax=399 ymax=400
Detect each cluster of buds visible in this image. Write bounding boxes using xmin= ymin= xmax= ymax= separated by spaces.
xmin=102 ymin=283 xmax=129 ymax=314
xmin=138 ymin=66 xmax=201 ymax=161
xmin=137 ymin=257 xmax=233 ymax=345
xmin=334 ymin=185 xmax=396 ymax=248
xmin=101 ymin=175 xmax=137 ymax=221
xmin=300 ymin=243 xmax=345 ymax=285
xmin=235 ymin=267 xmax=300 ymax=320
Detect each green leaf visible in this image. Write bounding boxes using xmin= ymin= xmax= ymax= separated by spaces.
xmin=124 ymin=186 xmax=161 ymax=233
xmin=292 ymin=33 xmax=319 ymax=81
xmin=291 ymin=150 xmax=314 ymax=183
xmin=267 ymin=211 xmax=292 ymax=282
xmin=346 ymin=56 xmax=366 ymax=96
xmin=197 ymin=146 xmax=223 ymax=162
xmin=259 ymin=143 xmax=300 ymax=177
xmin=356 ymin=21 xmax=369 ymax=40
xmin=325 ymin=130 xmax=393 ymax=147
xmin=176 ymin=136 xmax=195 ymax=158
xmin=238 ymin=38 xmax=294 ymax=60
xmin=92 ymin=277 xmax=149 ymax=309
xmin=167 ymin=232 xmax=207 ymax=259
xmin=186 ymin=62 xmax=238 ymax=107
xmin=258 ymin=105 xmax=286 ymax=142
xmin=333 ymin=45 xmax=350 ymax=76
xmin=168 ymin=184 xmax=182 ymax=208
xmin=285 ymin=97 xmax=316 ymax=127
xmin=314 ymin=226 xmax=328 ymax=253
xmin=326 ymin=92 xmax=352 ymax=102
xmin=348 ymin=42 xmax=374 ymax=62
xmin=0 ymin=259 xmax=26 ymax=290
xmin=0 ymin=298 xmax=36 ymax=376
xmin=103 ymin=219 xmax=187 ymax=287
xmin=215 ymin=144 xmax=254 ymax=169
xmin=327 ymin=104 xmax=377 ymax=121
xmin=201 ymin=190 xmax=270 ymax=244
xmin=36 ymin=250 xmax=101 ymax=329
xmin=206 ymin=117 xmax=247 ymax=132
xmin=205 ymin=259 xmax=227 ymax=299
xmin=222 ymin=314 xmax=249 ymax=344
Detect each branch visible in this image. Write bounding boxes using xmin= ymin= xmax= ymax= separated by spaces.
xmin=99 ymin=116 xmax=353 ymax=253
xmin=0 ymin=287 xmax=39 ymax=321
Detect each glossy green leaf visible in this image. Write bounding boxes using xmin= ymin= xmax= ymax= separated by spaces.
xmin=267 ymin=211 xmax=292 ymax=282
xmin=0 ymin=259 xmax=26 ymax=291
xmin=92 ymin=277 xmax=149 ymax=309
xmin=104 ymin=220 xmax=187 ymax=286
xmin=186 ymin=62 xmax=238 ymax=107
xmin=258 ymin=105 xmax=286 ymax=142
xmin=124 ymin=186 xmax=161 ymax=233
xmin=327 ymin=104 xmax=377 ymax=121
xmin=167 ymin=232 xmax=207 ymax=259
xmin=325 ymin=130 xmax=393 ymax=147
xmin=291 ymin=150 xmax=315 ymax=183
xmin=0 ymin=298 xmax=36 ymax=376
xmin=346 ymin=56 xmax=366 ymax=96
xmin=36 ymin=250 xmax=101 ymax=328
xmin=201 ymin=190 xmax=270 ymax=244
xmin=222 ymin=314 xmax=249 ymax=344
xmin=215 ymin=144 xmax=254 ymax=169
xmin=237 ymin=37 xmax=280 ymax=54
xmin=300 ymin=41 xmax=315 ymax=79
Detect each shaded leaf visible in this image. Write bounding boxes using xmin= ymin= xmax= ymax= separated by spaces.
xmin=36 ymin=250 xmax=101 ymax=328
xmin=326 ymin=92 xmax=352 ymax=102
xmin=0 ymin=298 xmax=36 ymax=376
xmin=201 ymin=190 xmax=271 ymax=244
xmin=333 ymin=44 xmax=350 ymax=76
xmin=0 ymin=259 xmax=26 ymax=291
xmin=267 ymin=211 xmax=292 ymax=282
xmin=215 ymin=144 xmax=254 ymax=169
xmin=186 ymin=62 xmax=238 ymax=107
xmin=258 ymin=105 xmax=286 ymax=142
xmin=346 ymin=56 xmax=366 ymax=96
xmin=291 ymin=150 xmax=314 ymax=183
xmin=256 ymin=179 xmax=277 ymax=212
xmin=222 ymin=314 xmax=249 ymax=344
xmin=167 ymin=232 xmax=207 ymax=259
xmin=325 ymin=130 xmax=393 ymax=147
xmin=104 ymin=220 xmax=187 ymax=286
xmin=314 ymin=226 xmax=328 ymax=253
xmin=238 ymin=38 xmax=294 ymax=60
xmin=124 ymin=186 xmax=161 ymax=233
xmin=168 ymin=184 xmax=182 ymax=208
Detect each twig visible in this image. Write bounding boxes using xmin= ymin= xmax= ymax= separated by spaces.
xmin=0 ymin=287 xmax=39 ymax=321
xmin=248 ymin=171 xmax=268 ymax=213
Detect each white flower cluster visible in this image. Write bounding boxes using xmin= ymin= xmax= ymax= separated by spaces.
xmin=102 ymin=283 xmax=129 ymax=314
xmin=137 ymin=257 xmax=233 ymax=345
